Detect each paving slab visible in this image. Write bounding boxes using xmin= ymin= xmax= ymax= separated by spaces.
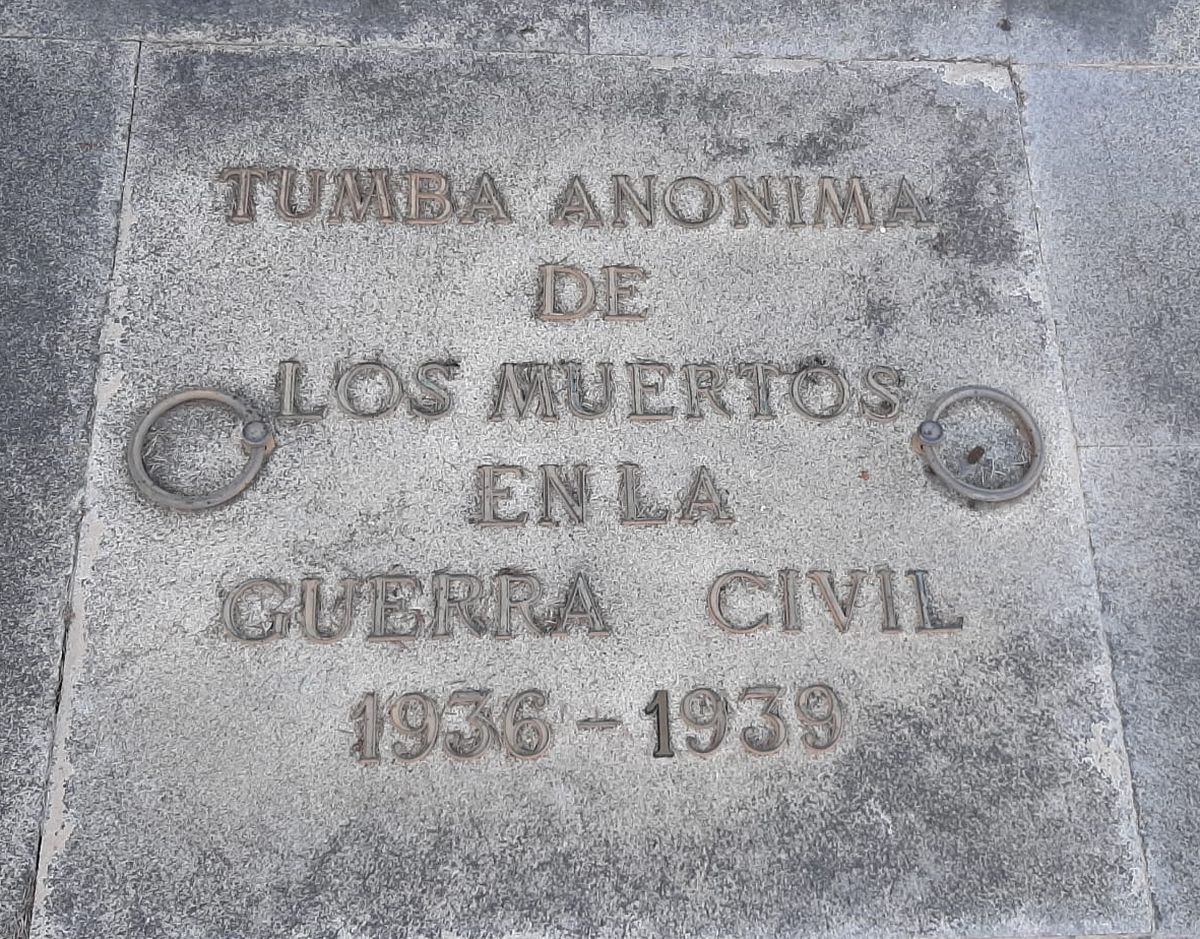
xmin=1020 ymin=66 xmax=1200 ymax=447
xmin=1081 ymin=448 xmax=1200 ymax=938
xmin=0 ymin=38 xmax=135 ymax=938
xmin=1007 ymin=0 xmax=1200 ymax=64
xmin=32 ymin=49 xmax=1150 ymax=938
xmin=1023 ymin=63 xmax=1200 ymax=936
xmin=589 ymin=0 xmax=1009 ymax=60
xmin=0 ymin=1 xmax=587 ymax=52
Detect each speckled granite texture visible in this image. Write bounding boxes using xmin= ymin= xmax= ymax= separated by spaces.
xmin=2 ymin=5 xmax=1199 ymax=937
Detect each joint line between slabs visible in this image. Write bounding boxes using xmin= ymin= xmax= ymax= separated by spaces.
xmin=22 ymin=37 xmax=144 ymax=939
xmin=1008 ymin=60 xmax=1160 ymax=933
xmin=0 ymin=32 xmax=1200 ymax=69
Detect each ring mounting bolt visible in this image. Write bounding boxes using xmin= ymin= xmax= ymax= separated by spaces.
xmin=242 ymin=419 xmax=271 ymax=446
xmin=917 ymin=420 xmax=944 ymax=446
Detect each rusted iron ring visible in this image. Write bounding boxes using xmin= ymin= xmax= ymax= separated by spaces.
xmin=914 ymin=385 xmax=1044 ymax=505
xmin=127 ymin=388 xmax=274 ymax=511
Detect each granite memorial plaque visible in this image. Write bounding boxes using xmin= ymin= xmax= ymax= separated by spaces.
xmin=30 ymin=49 xmax=1152 ymax=937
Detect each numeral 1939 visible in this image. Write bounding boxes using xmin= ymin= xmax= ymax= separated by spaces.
xmin=643 ymin=684 xmax=843 ymax=758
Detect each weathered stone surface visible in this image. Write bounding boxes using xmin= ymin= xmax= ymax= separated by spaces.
xmin=33 ymin=50 xmax=1149 ymax=938
xmin=1021 ymin=66 xmax=1200 ymax=446
xmin=1007 ymin=0 xmax=1200 ymax=64
xmin=0 ymin=0 xmax=587 ymax=51
xmin=0 ymin=38 xmax=134 ymax=937
xmin=1024 ymin=64 xmax=1200 ymax=935
xmin=1081 ymin=448 xmax=1200 ymax=937
xmin=589 ymin=0 xmax=1008 ymax=59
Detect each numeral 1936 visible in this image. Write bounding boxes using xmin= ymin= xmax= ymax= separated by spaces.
xmin=352 ymin=688 xmax=551 ymax=763
xmin=643 ymin=684 xmax=843 ymax=758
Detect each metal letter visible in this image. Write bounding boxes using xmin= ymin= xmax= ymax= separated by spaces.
xmin=563 ymin=361 xmax=614 ymax=419
xmin=807 ymin=570 xmax=868 ymax=633
xmin=861 ymin=365 xmax=902 ymax=422
xmin=887 ymin=176 xmax=930 ymax=224
xmin=907 ymin=570 xmax=964 ymax=632
xmin=298 ymin=576 xmax=356 ymax=642
xmin=276 ymin=359 xmax=326 ymax=423
xmin=275 ymin=167 xmax=324 ymax=221
xmin=458 ymin=172 xmax=512 ymax=225
xmin=729 ymin=176 xmax=775 ymax=228
xmin=813 ymin=176 xmax=874 ymax=228
xmin=408 ymin=361 xmax=458 ymax=419
xmin=368 ymin=573 xmax=424 ymax=643
xmin=494 ymin=571 xmax=543 ymax=638
xmin=789 ymin=366 xmax=850 ymax=422
xmin=221 ymin=579 xmax=289 ymax=641
xmin=488 ymin=363 xmax=559 ymax=421
xmin=406 ymin=170 xmax=454 ymax=225
xmin=677 ymin=466 xmax=734 ymax=524
xmin=550 ymin=572 xmax=608 ymax=636
xmin=662 ymin=176 xmax=723 ymax=228
xmin=627 ymin=362 xmax=675 ymax=421
xmin=334 ymin=361 xmax=404 ymax=418
xmin=612 ymin=174 xmax=655 ymax=228
xmin=549 ymin=175 xmax=603 ymax=228
xmin=431 ymin=572 xmax=489 ymax=639
xmin=601 ymin=265 xmax=648 ymax=321
xmin=682 ymin=363 xmax=731 ymax=419
xmin=707 ymin=571 xmax=771 ymax=633
xmin=538 ymin=464 xmax=589 ymax=527
xmin=475 ymin=465 xmax=529 ymax=528
xmin=328 ymin=168 xmax=395 ymax=223
xmin=737 ymin=362 xmax=783 ymax=419
xmin=538 ymin=265 xmax=596 ymax=322
xmin=218 ymin=167 xmax=268 ymax=223
xmin=618 ymin=463 xmax=669 ymax=527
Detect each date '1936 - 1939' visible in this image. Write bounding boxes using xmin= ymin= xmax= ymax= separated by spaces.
xmin=350 ymin=683 xmax=845 ymax=764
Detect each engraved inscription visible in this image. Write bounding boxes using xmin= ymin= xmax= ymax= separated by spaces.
xmin=707 ymin=567 xmax=963 ymax=634
xmin=485 ymin=360 xmax=904 ymax=424
xmin=352 ymin=688 xmax=552 ymax=764
xmin=222 ymin=570 xmax=609 ymax=643
xmin=219 ymin=169 xmax=932 ymax=229
xmin=171 ymin=143 xmax=969 ymax=789
xmin=644 ymin=684 xmax=845 ymax=759
xmin=472 ymin=463 xmax=735 ymax=527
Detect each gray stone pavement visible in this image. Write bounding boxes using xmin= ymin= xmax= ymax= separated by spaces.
xmin=0 ymin=2 xmax=588 ymax=50
xmin=1 ymin=5 xmax=1198 ymax=938
xmin=0 ymin=38 xmax=134 ymax=939
xmin=1021 ymin=65 xmax=1200 ymax=938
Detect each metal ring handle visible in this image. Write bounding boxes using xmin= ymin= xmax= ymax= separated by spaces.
xmin=915 ymin=385 xmax=1044 ymax=504
xmin=127 ymin=388 xmax=274 ymax=511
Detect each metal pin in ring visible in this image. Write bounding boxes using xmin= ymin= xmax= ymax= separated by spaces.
xmin=914 ymin=385 xmax=1044 ymax=504
xmin=127 ymin=388 xmax=275 ymax=511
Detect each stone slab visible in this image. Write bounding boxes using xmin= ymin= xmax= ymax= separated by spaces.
xmin=1081 ymin=448 xmax=1200 ymax=937
xmin=0 ymin=1 xmax=587 ymax=52
xmin=589 ymin=0 xmax=1009 ymax=60
xmin=33 ymin=50 xmax=1150 ymax=938
xmin=1023 ymin=63 xmax=1200 ymax=935
xmin=1007 ymin=0 xmax=1200 ymax=64
xmin=1020 ymin=65 xmax=1200 ymax=447
xmin=0 ymin=38 xmax=135 ymax=938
